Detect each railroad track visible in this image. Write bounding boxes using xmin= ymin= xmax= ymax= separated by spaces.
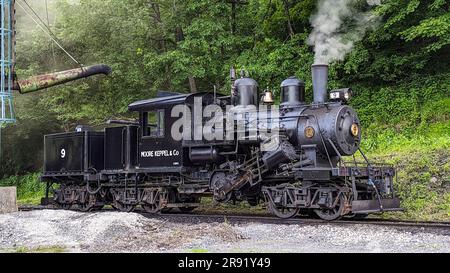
xmin=145 ymin=212 xmax=450 ymax=230
xmin=18 ymin=204 xmax=450 ymax=230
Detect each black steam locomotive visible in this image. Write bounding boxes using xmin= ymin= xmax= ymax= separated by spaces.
xmin=40 ymin=64 xmax=401 ymax=220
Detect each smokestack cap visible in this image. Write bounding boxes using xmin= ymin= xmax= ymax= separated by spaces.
xmin=280 ymin=77 xmax=305 ymax=88
xmin=280 ymin=76 xmax=306 ymax=106
xmin=234 ymin=77 xmax=259 ymax=87
xmin=233 ymin=77 xmax=259 ymax=107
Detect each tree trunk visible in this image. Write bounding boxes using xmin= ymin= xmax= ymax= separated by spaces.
xmin=188 ymin=76 xmax=198 ymax=93
xmin=282 ymin=0 xmax=294 ymax=39
xmin=171 ymin=10 xmax=197 ymax=93
xmin=231 ymin=2 xmax=236 ymax=34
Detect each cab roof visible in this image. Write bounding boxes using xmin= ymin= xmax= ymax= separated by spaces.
xmin=128 ymin=94 xmax=188 ymax=111
xmin=128 ymin=92 xmax=222 ymax=112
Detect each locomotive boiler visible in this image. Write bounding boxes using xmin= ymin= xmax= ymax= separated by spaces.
xmin=40 ymin=64 xmax=401 ymax=220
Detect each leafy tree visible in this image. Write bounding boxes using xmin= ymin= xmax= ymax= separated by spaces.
xmin=0 ymin=0 xmax=448 ymax=176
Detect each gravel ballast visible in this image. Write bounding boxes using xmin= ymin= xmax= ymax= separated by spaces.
xmin=0 ymin=210 xmax=448 ymax=253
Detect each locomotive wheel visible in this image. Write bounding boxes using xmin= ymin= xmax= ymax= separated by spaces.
xmin=210 ymin=172 xmax=232 ymax=202
xmin=314 ymin=194 xmax=345 ymax=221
xmin=268 ymin=202 xmax=299 ymax=219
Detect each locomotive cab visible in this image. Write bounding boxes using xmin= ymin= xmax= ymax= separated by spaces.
xmin=128 ymin=94 xmax=187 ymax=169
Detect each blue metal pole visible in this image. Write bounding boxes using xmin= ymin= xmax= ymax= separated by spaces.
xmin=0 ymin=0 xmax=15 ymax=124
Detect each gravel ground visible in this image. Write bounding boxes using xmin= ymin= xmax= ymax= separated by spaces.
xmin=0 ymin=210 xmax=448 ymax=253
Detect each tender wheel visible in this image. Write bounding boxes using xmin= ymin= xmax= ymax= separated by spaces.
xmin=314 ymin=194 xmax=345 ymax=221
xmin=54 ymin=190 xmax=71 ymax=210
xmin=113 ymin=201 xmax=136 ymax=212
xmin=142 ymin=204 xmax=161 ymax=214
xmin=78 ymin=192 xmax=100 ymax=212
xmin=142 ymin=192 xmax=162 ymax=214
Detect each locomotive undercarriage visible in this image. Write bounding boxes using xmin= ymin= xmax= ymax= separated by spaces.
xmin=206 ymin=153 xmax=399 ymax=220
xmin=261 ymin=182 xmax=351 ymax=220
xmin=45 ymin=173 xmax=206 ymax=213
xmin=41 ymin=142 xmax=399 ymax=221
xmin=42 ymin=160 xmax=399 ymax=221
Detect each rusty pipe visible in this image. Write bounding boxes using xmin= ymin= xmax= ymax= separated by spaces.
xmin=12 ymin=64 xmax=112 ymax=94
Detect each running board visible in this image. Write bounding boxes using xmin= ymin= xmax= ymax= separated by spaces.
xmin=352 ymin=198 xmax=402 ymax=214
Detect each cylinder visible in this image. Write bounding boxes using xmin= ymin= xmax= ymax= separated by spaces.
xmin=262 ymin=141 xmax=298 ymax=170
xmin=312 ymin=64 xmax=328 ymax=104
xmin=280 ymin=77 xmax=305 ymax=106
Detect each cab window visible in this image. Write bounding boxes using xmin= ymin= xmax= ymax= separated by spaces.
xmin=143 ymin=109 xmax=164 ymax=137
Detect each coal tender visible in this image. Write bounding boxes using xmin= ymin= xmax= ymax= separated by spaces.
xmin=41 ymin=64 xmax=401 ymax=220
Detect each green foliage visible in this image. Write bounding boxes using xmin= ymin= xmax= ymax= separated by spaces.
xmin=342 ymin=0 xmax=449 ymax=82
xmin=368 ymin=147 xmax=449 ymax=221
xmin=4 ymin=246 xmax=66 ymax=253
xmin=0 ymin=173 xmax=45 ymax=204
xmin=7 ymin=0 xmax=447 ymax=131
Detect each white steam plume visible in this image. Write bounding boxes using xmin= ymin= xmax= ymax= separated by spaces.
xmin=308 ymin=0 xmax=381 ymax=64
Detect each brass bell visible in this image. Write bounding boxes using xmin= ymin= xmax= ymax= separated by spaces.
xmin=262 ymin=90 xmax=274 ymax=104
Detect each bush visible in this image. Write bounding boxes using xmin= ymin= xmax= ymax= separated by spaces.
xmin=0 ymin=173 xmax=45 ymax=204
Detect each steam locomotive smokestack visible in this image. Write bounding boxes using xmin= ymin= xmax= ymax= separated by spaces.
xmin=311 ymin=64 xmax=328 ymax=104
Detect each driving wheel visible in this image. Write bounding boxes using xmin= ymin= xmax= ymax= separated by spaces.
xmin=314 ymin=194 xmax=345 ymax=221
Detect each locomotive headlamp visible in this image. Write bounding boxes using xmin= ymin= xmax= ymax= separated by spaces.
xmin=330 ymin=88 xmax=352 ymax=102
xmin=305 ymin=126 xmax=315 ymax=138
xmin=351 ymin=123 xmax=359 ymax=137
